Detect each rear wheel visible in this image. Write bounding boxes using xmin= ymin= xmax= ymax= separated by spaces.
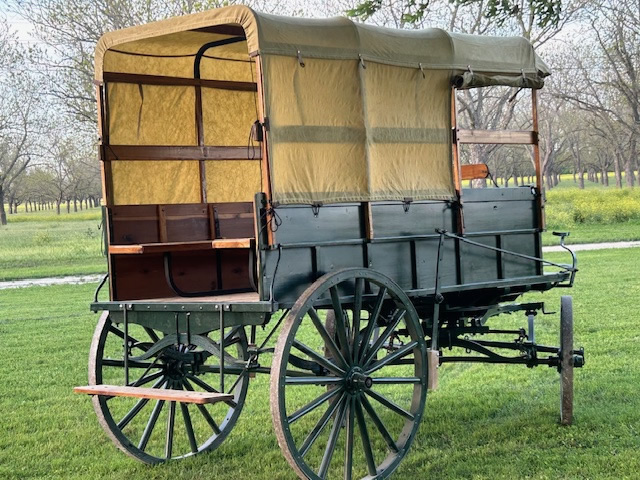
xmin=560 ymin=296 xmax=573 ymax=425
xmin=270 ymin=268 xmax=427 ymax=479
xmin=89 ymin=312 xmax=249 ymax=463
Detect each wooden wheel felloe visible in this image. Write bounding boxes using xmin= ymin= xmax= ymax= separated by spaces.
xmin=270 ymin=268 xmax=427 ymax=480
xmin=560 ymin=295 xmax=573 ymax=426
xmin=89 ymin=312 xmax=249 ymax=463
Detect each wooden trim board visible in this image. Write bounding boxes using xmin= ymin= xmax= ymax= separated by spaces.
xmin=74 ymin=385 xmax=233 ymax=404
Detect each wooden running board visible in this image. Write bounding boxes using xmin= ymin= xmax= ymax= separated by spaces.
xmin=74 ymin=385 xmax=233 ymax=405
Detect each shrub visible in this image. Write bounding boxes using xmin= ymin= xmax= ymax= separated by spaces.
xmin=545 ymin=188 xmax=640 ymax=227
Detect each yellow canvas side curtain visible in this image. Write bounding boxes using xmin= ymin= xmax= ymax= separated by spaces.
xmin=95 ymin=5 xmax=549 ymax=206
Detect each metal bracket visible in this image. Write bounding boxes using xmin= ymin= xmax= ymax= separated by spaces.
xmin=311 ymin=203 xmax=322 ymax=217
xmin=402 ymin=198 xmax=413 ymax=213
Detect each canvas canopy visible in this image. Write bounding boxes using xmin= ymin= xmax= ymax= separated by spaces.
xmin=96 ymin=5 xmax=549 ymax=205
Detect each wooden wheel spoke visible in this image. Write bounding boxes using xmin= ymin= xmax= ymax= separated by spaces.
xmin=223 ymin=326 xmax=243 ymax=346
xmin=329 ymin=286 xmax=352 ymax=361
xmin=309 ymin=308 xmax=349 ymax=371
xmin=362 ymin=309 xmax=406 ymax=367
xmin=292 ymin=340 xmax=346 ymax=376
xmin=182 ymin=379 xmax=222 ymax=435
xmin=108 ymin=324 xmax=149 ymax=352
xmin=318 ymin=395 xmax=350 ymax=479
xmin=365 ymin=389 xmax=414 ymax=421
xmin=288 ymin=386 xmax=343 ymax=424
xmin=361 ymin=394 xmax=399 ymax=453
xmin=102 ymin=359 xmax=157 ymax=369
xmin=180 ymin=400 xmax=198 ymax=454
xmin=371 ymin=377 xmax=422 ymax=384
xmin=285 ymin=376 xmax=344 ymax=386
xmin=138 ymin=391 xmax=167 ymax=450
xmin=299 ymin=392 xmax=346 ymax=458
xmin=165 ymin=385 xmax=177 ymax=459
xmin=351 ymin=278 xmax=364 ymax=363
xmin=143 ymin=327 xmax=160 ymax=343
xmin=186 ymin=373 xmax=238 ymax=408
xmin=358 ymin=286 xmax=387 ymax=363
xmin=355 ymin=397 xmax=377 ymax=476
xmin=365 ymin=340 xmax=419 ymax=375
xmin=116 ymin=376 xmax=165 ymax=429
xmin=344 ymin=396 xmax=356 ymax=480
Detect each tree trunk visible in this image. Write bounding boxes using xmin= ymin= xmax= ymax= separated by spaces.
xmin=602 ymin=169 xmax=608 ymax=186
xmin=66 ymin=199 xmax=71 ymax=213
xmin=0 ymin=186 xmax=6 ymax=226
xmin=614 ymin=153 xmax=623 ymax=188
xmin=56 ymin=200 xmax=61 ymax=215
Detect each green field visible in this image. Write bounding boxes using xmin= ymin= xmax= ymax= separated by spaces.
xmin=0 ymin=248 xmax=638 ymax=479
xmin=0 ymin=209 xmax=105 ymax=281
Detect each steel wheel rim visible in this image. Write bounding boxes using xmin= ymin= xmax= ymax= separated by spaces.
xmin=270 ymin=268 xmax=427 ymax=480
xmin=89 ymin=311 xmax=249 ymax=463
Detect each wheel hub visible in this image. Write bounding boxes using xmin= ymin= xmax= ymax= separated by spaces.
xmin=345 ymin=367 xmax=373 ymax=394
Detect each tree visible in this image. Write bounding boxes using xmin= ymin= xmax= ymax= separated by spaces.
xmin=347 ymin=0 xmax=563 ymax=29
xmin=0 ymin=17 xmax=42 ymax=225
xmin=556 ymin=0 xmax=640 ymax=188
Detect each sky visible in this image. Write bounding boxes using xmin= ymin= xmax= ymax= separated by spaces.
xmin=1 ymin=3 xmax=35 ymax=43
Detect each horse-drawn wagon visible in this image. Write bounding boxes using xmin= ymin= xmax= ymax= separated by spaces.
xmin=74 ymin=6 xmax=584 ymax=479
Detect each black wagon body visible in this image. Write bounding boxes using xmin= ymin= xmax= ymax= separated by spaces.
xmin=77 ymin=6 xmax=583 ymax=479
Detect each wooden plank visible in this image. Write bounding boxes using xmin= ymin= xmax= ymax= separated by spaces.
xmin=208 ymin=204 xmax=217 ymax=240
xmin=74 ymin=385 xmax=233 ymax=404
xmin=364 ymin=202 xmax=374 ymax=240
xmin=103 ymin=72 xmax=257 ymax=92
xmin=109 ymin=239 xmax=251 ymax=255
xmin=104 ymin=145 xmax=260 ymax=161
xmin=109 ymin=245 xmax=145 ymax=255
xmin=461 ymin=163 xmax=490 ymax=180
xmin=456 ymin=129 xmax=537 ymax=145
xmin=157 ymin=205 xmax=168 ymax=243
xmin=212 ymin=238 xmax=251 ymax=249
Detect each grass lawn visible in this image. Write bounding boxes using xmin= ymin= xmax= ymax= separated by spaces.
xmin=541 ymin=219 xmax=640 ymax=246
xmin=0 ymin=248 xmax=638 ymax=479
xmin=0 ymin=215 xmax=106 ymax=281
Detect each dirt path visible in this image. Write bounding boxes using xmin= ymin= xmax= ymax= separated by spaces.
xmin=0 ymin=274 xmax=105 ymax=290
xmin=1 ymin=241 xmax=638 ymax=290
xmin=542 ymin=240 xmax=640 ymax=253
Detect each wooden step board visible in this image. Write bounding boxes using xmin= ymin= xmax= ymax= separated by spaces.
xmin=74 ymin=385 xmax=233 ymax=405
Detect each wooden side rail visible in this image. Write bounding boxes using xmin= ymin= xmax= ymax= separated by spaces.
xmin=104 ymin=145 xmax=261 ymax=161
xmin=461 ymin=164 xmax=490 ymax=181
xmin=74 ymin=385 xmax=233 ymax=405
xmin=109 ymin=238 xmax=252 ymax=255
xmin=456 ymin=129 xmax=537 ymax=145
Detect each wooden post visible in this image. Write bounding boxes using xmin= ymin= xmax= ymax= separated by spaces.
xmin=451 ymin=87 xmax=464 ymax=234
xmin=531 ymin=89 xmax=545 ymax=230
xmin=255 ymin=55 xmax=274 ymax=247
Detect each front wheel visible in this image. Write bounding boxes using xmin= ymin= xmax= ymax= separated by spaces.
xmin=270 ymin=268 xmax=427 ymax=480
xmin=560 ymin=295 xmax=574 ymax=425
xmin=89 ymin=312 xmax=249 ymax=463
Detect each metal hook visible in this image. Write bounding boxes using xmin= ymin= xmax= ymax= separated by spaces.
xmin=418 ymin=62 xmax=425 ymax=79
xmin=359 ymin=54 xmax=366 ymax=69
xmin=297 ymin=50 xmax=305 ymax=67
